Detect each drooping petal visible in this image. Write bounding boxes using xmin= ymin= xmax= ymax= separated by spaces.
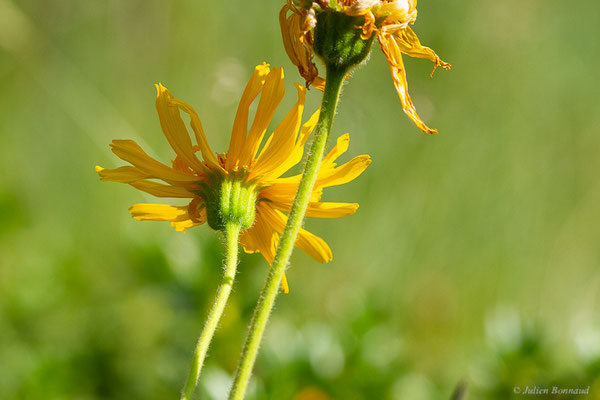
xmin=155 ymin=84 xmax=218 ymax=172
xmin=226 ymin=63 xmax=271 ymax=170
xmin=251 ymin=83 xmax=306 ymax=179
xmin=394 ymin=27 xmax=452 ymax=77
xmin=239 ymin=210 xmax=290 ymax=293
xmin=239 ymin=212 xmax=278 ymax=263
xmin=280 ymin=4 xmax=302 ymax=74
xmin=296 ymin=227 xmax=332 ymax=263
xmin=279 ymin=3 xmax=323 ymax=89
xmin=109 ymin=139 xmax=200 ymax=185
xmin=259 ymin=204 xmax=332 ymax=263
xmin=238 ymin=67 xmax=285 ymax=166
xmin=378 ymin=33 xmax=438 ymax=134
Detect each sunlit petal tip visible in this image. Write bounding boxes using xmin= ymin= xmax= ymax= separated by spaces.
xmin=241 ymin=247 xmax=259 ymax=255
xmin=155 ymin=82 xmax=167 ymax=97
xmin=353 ymin=154 xmax=372 ymax=167
xmin=337 ymin=133 xmax=350 ymax=151
xmin=155 ymin=83 xmax=174 ymax=108
xmin=293 ymin=81 xmax=306 ymax=95
xmin=297 ymin=228 xmax=333 ymax=263
xmin=155 ymin=83 xmax=178 ymax=109
xmin=255 ymin=62 xmax=271 ymax=75
xmin=274 ymin=66 xmax=285 ymax=80
xmin=281 ymin=273 xmax=290 ymax=294
xmin=94 ymin=165 xmax=104 ymax=173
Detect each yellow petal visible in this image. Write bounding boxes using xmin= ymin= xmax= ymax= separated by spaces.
xmin=298 ymin=109 xmax=321 ymax=146
xmin=296 ymin=227 xmax=332 ymax=263
xmin=239 ymin=210 xmax=290 ymax=293
xmin=269 ymin=198 xmax=359 ymax=218
xmin=129 ymin=201 xmax=204 ymax=232
xmin=155 ymin=84 xmax=214 ymax=172
xmin=281 ymin=273 xmax=290 ymax=294
xmin=250 ymin=105 xmax=320 ymax=185
xmin=95 ymin=165 xmax=149 ymax=183
xmin=239 ymin=67 xmax=285 ymax=166
xmin=321 ymin=133 xmax=350 ymax=170
xmin=378 ymin=33 xmax=438 ymax=134
xmin=258 ymin=204 xmax=332 ymax=263
xmin=171 ymin=214 xmax=205 ymax=232
xmin=109 ymin=139 xmax=200 ymax=185
xmin=265 ymin=108 xmax=321 ymax=182
xmin=305 ymin=202 xmax=359 ymax=218
xmin=168 ymin=97 xmax=225 ymax=172
xmin=171 ymin=201 xmax=206 ymax=232
xmin=129 ymin=203 xmax=190 ymax=222
xmin=251 ymin=83 xmax=306 ymax=179
xmin=239 ymin=212 xmax=278 ymax=264
xmin=260 ymin=181 xmax=322 ymax=205
xmin=394 ymin=27 xmax=451 ymax=77
xmin=316 ymin=155 xmax=371 ymax=188
xmin=171 ymin=219 xmax=197 ymax=232
xmin=226 ymin=63 xmax=271 ymax=170
xmin=129 ymin=180 xmax=195 ymax=198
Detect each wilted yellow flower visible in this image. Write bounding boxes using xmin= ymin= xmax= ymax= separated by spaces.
xmin=280 ymin=0 xmax=451 ymax=133
xmin=96 ymin=63 xmax=370 ymax=292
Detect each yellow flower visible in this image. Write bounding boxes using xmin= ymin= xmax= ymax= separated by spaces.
xmin=280 ymin=0 xmax=451 ymax=133
xmin=96 ymin=63 xmax=370 ymax=292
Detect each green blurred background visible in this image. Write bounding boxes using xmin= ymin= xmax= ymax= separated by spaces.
xmin=1 ymin=0 xmax=600 ymax=399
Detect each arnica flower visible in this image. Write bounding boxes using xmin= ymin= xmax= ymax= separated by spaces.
xmin=96 ymin=63 xmax=370 ymax=292
xmin=280 ymin=0 xmax=451 ymax=133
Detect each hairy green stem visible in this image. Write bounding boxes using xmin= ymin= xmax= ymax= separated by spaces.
xmin=228 ymin=65 xmax=347 ymax=400
xmin=181 ymin=222 xmax=240 ymax=400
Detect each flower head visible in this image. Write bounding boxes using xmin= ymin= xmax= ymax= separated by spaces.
xmin=96 ymin=63 xmax=370 ymax=292
xmin=280 ymin=0 xmax=451 ymax=133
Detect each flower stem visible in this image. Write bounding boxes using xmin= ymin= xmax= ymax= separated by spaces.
xmin=181 ymin=222 xmax=241 ymax=400
xmin=228 ymin=65 xmax=347 ymax=400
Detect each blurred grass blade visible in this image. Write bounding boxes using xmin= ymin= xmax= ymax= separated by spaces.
xmin=451 ymin=381 xmax=468 ymax=400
